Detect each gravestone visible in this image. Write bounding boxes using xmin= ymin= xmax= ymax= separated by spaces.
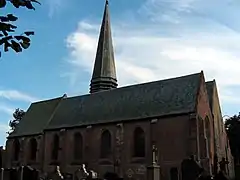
xmin=215 ymin=171 xmax=229 ymax=180
xmin=74 ymin=164 xmax=99 ymax=180
xmin=22 ymin=166 xmax=39 ymax=180
xmin=104 ymin=172 xmax=119 ymax=180
xmin=64 ymin=173 xmax=73 ymax=180
xmin=74 ymin=168 xmax=85 ymax=180
xmin=3 ymin=168 xmax=11 ymax=180
xmin=219 ymin=158 xmax=229 ymax=174
xmin=10 ymin=168 xmax=19 ymax=180
xmin=181 ymin=155 xmax=202 ymax=180
xmin=39 ymin=172 xmax=49 ymax=180
xmin=0 ymin=168 xmax=4 ymax=180
xmin=170 ymin=167 xmax=178 ymax=180
xmin=50 ymin=166 xmax=64 ymax=180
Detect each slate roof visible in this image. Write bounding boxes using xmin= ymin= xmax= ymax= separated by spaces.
xmin=8 ymin=72 xmax=202 ymax=137
xmin=46 ymin=72 xmax=202 ymax=130
xmin=206 ymin=80 xmax=215 ymax=110
xmin=8 ymin=96 xmax=64 ymax=138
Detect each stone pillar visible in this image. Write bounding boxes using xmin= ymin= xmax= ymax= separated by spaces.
xmin=85 ymin=125 xmax=93 ymax=169
xmin=59 ymin=129 xmax=66 ymax=172
xmin=147 ymin=163 xmax=160 ymax=180
xmin=20 ymin=138 xmax=26 ymax=166
xmin=115 ymin=123 xmax=124 ymax=177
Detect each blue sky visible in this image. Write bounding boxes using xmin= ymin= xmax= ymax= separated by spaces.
xmin=0 ymin=0 xmax=240 ymax=146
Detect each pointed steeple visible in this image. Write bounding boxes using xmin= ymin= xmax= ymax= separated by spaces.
xmin=90 ymin=0 xmax=118 ymax=93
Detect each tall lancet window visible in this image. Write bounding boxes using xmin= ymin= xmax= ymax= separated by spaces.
xmin=73 ymin=132 xmax=83 ymax=160
xmin=29 ymin=138 xmax=38 ymax=161
xmin=100 ymin=130 xmax=112 ymax=158
xmin=12 ymin=139 xmax=20 ymax=161
xmin=133 ymin=127 xmax=145 ymax=157
xmin=51 ymin=134 xmax=59 ymax=161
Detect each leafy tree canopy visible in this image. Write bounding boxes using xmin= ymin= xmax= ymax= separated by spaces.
xmin=8 ymin=108 xmax=25 ymax=132
xmin=225 ymin=113 xmax=240 ymax=161
xmin=0 ymin=0 xmax=40 ymax=57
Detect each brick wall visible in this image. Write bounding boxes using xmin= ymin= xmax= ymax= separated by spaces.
xmin=195 ymin=73 xmax=215 ymax=173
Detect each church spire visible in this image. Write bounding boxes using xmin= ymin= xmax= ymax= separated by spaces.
xmin=90 ymin=0 xmax=118 ymax=94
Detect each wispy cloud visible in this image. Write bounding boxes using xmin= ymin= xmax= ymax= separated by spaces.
xmin=0 ymin=90 xmax=38 ymax=102
xmin=0 ymin=123 xmax=10 ymax=146
xmin=46 ymin=0 xmax=66 ymax=18
xmin=0 ymin=105 xmax=14 ymax=115
xmin=0 ymin=123 xmax=10 ymax=133
xmin=64 ymin=0 xmax=240 ymax=109
xmin=139 ymin=0 xmax=197 ymax=23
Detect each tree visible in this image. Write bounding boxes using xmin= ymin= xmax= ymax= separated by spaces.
xmin=8 ymin=108 xmax=25 ymax=132
xmin=225 ymin=113 xmax=240 ymax=165
xmin=0 ymin=0 xmax=41 ymax=57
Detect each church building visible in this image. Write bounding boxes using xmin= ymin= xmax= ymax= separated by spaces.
xmin=5 ymin=1 xmax=234 ymax=179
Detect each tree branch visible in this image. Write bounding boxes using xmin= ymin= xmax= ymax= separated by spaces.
xmin=0 ymin=0 xmax=40 ymax=57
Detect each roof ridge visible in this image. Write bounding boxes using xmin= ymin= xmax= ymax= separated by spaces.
xmin=32 ymin=94 xmax=67 ymax=104
xmin=70 ymin=71 xmax=202 ymax=99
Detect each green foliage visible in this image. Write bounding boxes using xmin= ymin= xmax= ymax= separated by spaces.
xmin=225 ymin=113 xmax=240 ymax=163
xmin=8 ymin=108 xmax=25 ymax=132
xmin=0 ymin=0 xmax=41 ymax=57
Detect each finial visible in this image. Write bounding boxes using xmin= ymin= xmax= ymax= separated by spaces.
xmin=106 ymin=0 xmax=109 ymax=5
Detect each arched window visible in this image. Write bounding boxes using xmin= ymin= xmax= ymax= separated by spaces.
xmin=100 ymin=130 xmax=112 ymax=158
xmin=133 ymin=127 xmax=145 ymax=157
xmin=51 ymin=134 xmax=59 ymax=161
xmin=205 ymin=117 xmax=210 ymax=137
xmin=73 ymin=132 xmax=83 ymax=160
xmin=12 ymin=139 xmax=20 ymax=161
xmin=29 ymin=138 xmax=38 ymax=161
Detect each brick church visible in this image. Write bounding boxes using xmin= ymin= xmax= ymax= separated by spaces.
xmin=5 ymin=0 xmax=234 ymax=179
